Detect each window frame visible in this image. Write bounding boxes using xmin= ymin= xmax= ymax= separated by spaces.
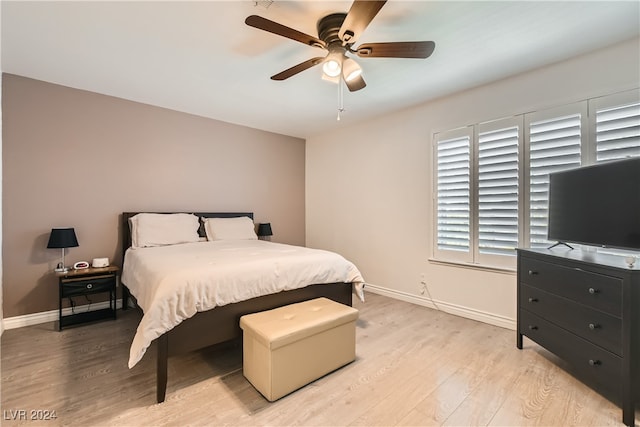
xmin=431 ymin=88 xmax=640 ymax=270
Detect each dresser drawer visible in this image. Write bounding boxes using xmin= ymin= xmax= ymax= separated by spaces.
xmin=520 ymin=310 xmax=621 ymax=398
xmin=519 ymin=256 xmax=622 ymax=316
xmin=61 ymin=275 xmax=115 ymax=298
xmin=520 ymin=284 xmax=622 ymax=356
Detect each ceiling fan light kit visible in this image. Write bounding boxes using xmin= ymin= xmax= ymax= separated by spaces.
xmin=322 ymin=60 xmax=341 ymax=77
xmin=322 ymin=51 xmax=343 ymax=78
xmin=342 ymin=58 xmax=362 ymax=82
xmin=245 ymin=0 xmax=435 ymax=94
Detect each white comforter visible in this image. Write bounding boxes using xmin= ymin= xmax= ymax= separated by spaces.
xmin=122 ymin=240 xmax=365 ymax=368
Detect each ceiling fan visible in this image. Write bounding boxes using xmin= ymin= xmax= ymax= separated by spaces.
xmin=245 ymin=0 xmax=435 ymax=92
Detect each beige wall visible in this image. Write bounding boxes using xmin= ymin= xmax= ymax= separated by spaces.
xmin=2 ymin=74 xmax=305 ymax=318
xmin=306 ymin=38 xmax=640 ymax=329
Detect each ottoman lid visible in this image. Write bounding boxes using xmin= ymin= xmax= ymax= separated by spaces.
xmin=240 ymin=297 xmax=358 ymax=350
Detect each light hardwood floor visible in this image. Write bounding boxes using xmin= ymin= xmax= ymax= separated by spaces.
xmin=1 ymin=293 xmax=634 ymax=426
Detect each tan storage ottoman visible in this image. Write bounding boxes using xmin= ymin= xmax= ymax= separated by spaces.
xmin=240 ymin=297 xmax=358 ymax=401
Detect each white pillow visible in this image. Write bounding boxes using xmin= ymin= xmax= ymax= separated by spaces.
xmin=203 ymin=216 xmax=257 ymax=241
xmin=129 ymin=213 xmax=200 ymax=248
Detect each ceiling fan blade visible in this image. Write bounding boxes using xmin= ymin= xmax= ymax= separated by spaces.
xmin=245 ymin=15 xmax=326 ymax=49
xmin=271 ymin=57 xmax=324 ymax=81
xmin=339 ymin=0 xmax=386 ymax=45
xmin=356 ymin=41 xmax=436 ymax=59
xmin=345 ymin=74 xmax=366 ymax=92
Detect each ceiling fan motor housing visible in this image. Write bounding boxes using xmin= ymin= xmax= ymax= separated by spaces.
xmin=317 ymin=13 xmax=348 ymax=48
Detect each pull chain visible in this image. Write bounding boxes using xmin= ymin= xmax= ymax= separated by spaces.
xmin=337 ymin=76 xmax=344 ymax=121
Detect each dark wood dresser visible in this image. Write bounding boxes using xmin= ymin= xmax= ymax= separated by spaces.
xmin=517 ymin=247 xmax=639 ymax=426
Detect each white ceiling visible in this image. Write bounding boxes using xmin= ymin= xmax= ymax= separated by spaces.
xmin=2 ymin=1 xmax=639 ymax=139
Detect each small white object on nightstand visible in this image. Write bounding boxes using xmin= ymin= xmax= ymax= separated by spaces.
xmin=92 ymin=257 xmax=110 ymax=268
xmin=625 ymin=256 xmax=636 ymax=268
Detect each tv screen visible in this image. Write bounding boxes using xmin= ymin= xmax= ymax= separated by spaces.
xmin=547 ymin=157 xmax=640 ymax=251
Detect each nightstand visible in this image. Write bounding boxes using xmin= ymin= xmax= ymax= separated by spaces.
xmin=56 ymin=265 xmax=119 ymax=330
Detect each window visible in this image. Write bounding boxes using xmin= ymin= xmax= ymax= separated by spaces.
xmin=590 ymin=91 xmax=640 ymax=256
xmin=435 ymin=128 xmax=472 ymax=263
xmin=434 ymin=119 xmax=522 ymax=268
xmin=525 ymin=104 xmax=585 ymax=249
xmin=433 ymin=89 xmax=640 ymax=269
xmin=476 ymin=118 xmax=521 ymax=266
xmin=590 ymin=92 xmax=640 ymax=162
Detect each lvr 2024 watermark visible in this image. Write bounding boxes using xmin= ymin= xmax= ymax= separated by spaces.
xmin=3 ymin=409 xmax=57 ymax=421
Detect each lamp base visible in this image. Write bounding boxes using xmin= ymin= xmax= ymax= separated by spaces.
xmin=55 ymin=262 xmax=68 ymax=273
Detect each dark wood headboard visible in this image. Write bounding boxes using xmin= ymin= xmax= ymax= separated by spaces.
xmin=121 ymin=212 xmax=254 ymax=262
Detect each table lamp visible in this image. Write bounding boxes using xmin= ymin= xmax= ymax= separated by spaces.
xmin=47 ymin=228 xmax=79 ymax=273
xmin=257 ymin=223 xmax=273 ymax=241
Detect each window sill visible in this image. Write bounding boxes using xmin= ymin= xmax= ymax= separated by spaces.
xmin=428 ymin=258 xmax=516 ymax=275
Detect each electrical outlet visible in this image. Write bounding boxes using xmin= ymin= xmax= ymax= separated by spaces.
xmin=419 ymin=273 xmax=427 ymax=294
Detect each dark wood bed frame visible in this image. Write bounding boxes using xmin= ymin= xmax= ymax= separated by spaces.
xmin=121 ymin=212 xmax=353 ymax=403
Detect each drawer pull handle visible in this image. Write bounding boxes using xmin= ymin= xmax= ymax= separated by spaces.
xmin=588 ymin=287 xmax=599 ymax=294
xmin=588 ymin=323 xmax=600 ymax=330
xmin=528 ymin=325 xmax=538 ymax=331
xmin=528 ymin=270 xmax=538 ymax=276
xmin=528 ymin=297 xmax=538 ymax=303
xmin=86 ymin=283 xmax=93 ymax=289
xmin=588 ymin=359 xmax=601 ymax=366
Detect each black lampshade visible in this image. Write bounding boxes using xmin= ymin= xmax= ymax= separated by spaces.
xmin=257 ymin=223 xmax=273 ymax=237
xmin=47 ymin=228 xmax=79 ymax=249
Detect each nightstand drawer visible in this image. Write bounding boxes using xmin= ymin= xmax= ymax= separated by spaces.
xmin=520 ymin=284 xmax=622 ymax=355
xmin=519 ymin=256 xmax=622 ymax=316
xmin=61 ymin=276 xmax=115 ymax=297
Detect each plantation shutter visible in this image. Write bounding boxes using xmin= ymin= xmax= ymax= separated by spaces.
xmin=592 ymin=95 xmax=640 ymax=256
xmin=436 ymin=133 xmax=471 ymax=253
xmin=528 ymin=113 xmax=582 ymax=248
xmin=477 ymin=125 xmax=519 ymax=256
xmin=595 ymin=101 xmax=640 ymax=161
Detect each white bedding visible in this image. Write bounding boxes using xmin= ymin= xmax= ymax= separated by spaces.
xmin=122 ymin=239 xmax=365 ymax=368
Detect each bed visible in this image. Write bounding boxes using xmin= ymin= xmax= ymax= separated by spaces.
xmin=120 ymin=212 xmax=364 ymax=403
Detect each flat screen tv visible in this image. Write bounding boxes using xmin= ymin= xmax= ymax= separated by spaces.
xmin=547 ymin=157 xmax=640 ymax=251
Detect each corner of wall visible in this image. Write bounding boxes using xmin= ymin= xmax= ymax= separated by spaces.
xmin=1 ymin=6 xmax=5 ymax=336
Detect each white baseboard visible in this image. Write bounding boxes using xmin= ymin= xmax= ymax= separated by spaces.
xmin=3 ymin=299 xmax=124 ymax=330
xmin=364 ymin=283 xmax=516 ymax=331
xmin=5 ymin=287 xmax=516 ymax=332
